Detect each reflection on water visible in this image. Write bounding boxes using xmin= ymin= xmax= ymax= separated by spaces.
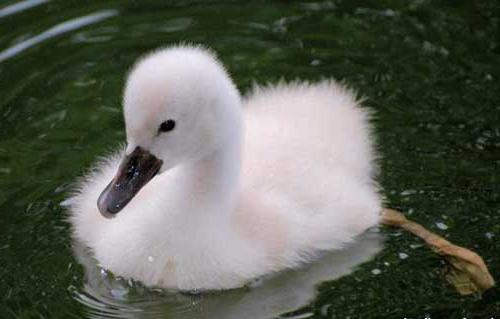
xmin=0 ymin=10 xmax=118 ymax=62
xmin=72 ymin=231 xmax=382 ymax=319
xmin=0 ymin=0 xmax=48 ymax=19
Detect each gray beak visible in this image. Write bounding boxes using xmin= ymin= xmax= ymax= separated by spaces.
xmin=97 ymin=146 xmax=163 ymax=218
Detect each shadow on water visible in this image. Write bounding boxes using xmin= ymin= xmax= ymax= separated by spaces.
xmin=72 ymin=231 xmax=382 ymax=319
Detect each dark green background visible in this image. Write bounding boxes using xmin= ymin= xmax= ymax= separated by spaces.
xmin=0 ymin=0 xmax=499 ymax=318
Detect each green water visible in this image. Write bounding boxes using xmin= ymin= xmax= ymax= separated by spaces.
xmin=1 ymin=0 xmax=499 ymax=318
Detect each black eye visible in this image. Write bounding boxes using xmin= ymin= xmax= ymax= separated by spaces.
xmin=159 ymin=119 xmax=176 ymax=133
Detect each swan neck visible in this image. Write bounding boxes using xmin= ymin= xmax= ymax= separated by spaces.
xmin=181 ymin=128 xmax=242 ymax=211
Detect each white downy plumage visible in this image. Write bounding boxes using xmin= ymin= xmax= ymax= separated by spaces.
xmin=68 ymin=45 xmax=381 ymax=290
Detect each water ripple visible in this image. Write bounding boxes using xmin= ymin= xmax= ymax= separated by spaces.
xmin=0 ymin=9 xmax=118 ymax=63
xmin=0 ymin=0 xmax=48 ymax=19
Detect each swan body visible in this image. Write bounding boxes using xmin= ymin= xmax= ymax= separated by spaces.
xmin=68 ymin=45 xmax=381 ymax=290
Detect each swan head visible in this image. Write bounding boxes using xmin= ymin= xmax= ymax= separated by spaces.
xmin=97 ymin=45 xmax=241 ymax=218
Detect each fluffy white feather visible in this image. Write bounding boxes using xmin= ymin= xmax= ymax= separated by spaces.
xmin=68 ymin=45 xmax=381 ymax=290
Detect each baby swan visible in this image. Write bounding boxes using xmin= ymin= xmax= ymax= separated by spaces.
xmin=68 ymin=45 xmax=381 ymax=291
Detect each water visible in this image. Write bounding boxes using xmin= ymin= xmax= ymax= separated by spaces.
xmin=0 ymin=0 xmax=499 ymax=318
